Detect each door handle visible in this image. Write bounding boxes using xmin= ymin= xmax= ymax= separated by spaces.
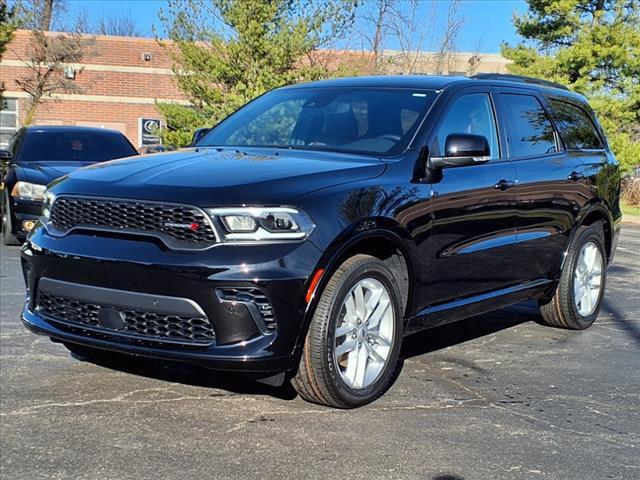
xmin=567 ymin=171 xmax=585 ymax=181
xmin=494 ymin=179 xmax=516 ymax=191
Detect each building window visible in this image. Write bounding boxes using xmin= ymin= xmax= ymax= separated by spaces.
xmin=0 ymin=98 xmax=19 ymax=149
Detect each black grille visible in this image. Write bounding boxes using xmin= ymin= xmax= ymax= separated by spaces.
xmin=49 ymin=197 xmax=217 ymax=249
xmin=217 ymin=287 xmax=277 ymax=333
xmin=37 ymin=292 xmax=215 ymax=344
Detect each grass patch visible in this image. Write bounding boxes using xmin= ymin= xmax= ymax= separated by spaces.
xmin=622 ymin=202 xmax=640 ymax=217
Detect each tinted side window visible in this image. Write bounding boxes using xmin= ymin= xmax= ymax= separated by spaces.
xmin=548 ymin=99 xmax=603 ymax=150
xmin=501 ymin=94 xmax=557 ymax=157
xmin=435 ymin=93 xmax=500 ymax=159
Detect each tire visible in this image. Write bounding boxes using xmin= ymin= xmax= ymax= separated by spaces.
xmin=2 ymin=193 xmax=20 ymax=246
xmin=292 ymin=254 xmax=404 ymax=408
xmin=538 ymin=222 xmax=607 ymax=329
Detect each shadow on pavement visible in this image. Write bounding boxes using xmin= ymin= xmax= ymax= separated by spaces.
xmin=401 ymin=301 xmax=540 ymax=360
xmin=602 ymin=299 xmax=640 ymax=347
xmin=69 ymin=348 xmax=299 ymax=400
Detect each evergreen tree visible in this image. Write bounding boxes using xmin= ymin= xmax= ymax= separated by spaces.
xmin=502 ymin=0 xmax=640 ymax=172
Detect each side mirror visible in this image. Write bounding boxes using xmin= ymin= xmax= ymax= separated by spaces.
xmin=0 ymin=150 xmax=11 ymax=160
xmin=190 ymin=127 xmax=211 ymax=146
xmin=429 ymin=133 xmax=491 ymax=169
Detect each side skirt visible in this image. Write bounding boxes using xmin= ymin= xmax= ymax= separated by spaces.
xmin=405 ymin=279 xmax=553 ymax=335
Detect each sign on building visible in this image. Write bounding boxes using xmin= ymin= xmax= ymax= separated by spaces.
xmin=139 ymin=118 xmax=162 ymax=146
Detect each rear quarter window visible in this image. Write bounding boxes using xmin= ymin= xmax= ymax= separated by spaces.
xmin=548 ymin=99 xmax=603 ymax=150
xmin=500 ymin=93 xmax=557 ymax=158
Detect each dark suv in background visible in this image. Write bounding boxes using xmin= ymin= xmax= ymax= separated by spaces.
xmin=1 ymin=126 xmax=137 ymax=245
xmin=20 ymin=75 xmax=621 ymax=408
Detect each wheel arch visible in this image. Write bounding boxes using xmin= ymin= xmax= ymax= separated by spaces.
xmin=296 ymin=221 xmax=417 ymax=353
xmin=574 ymin=202 xmax=614 ymax=261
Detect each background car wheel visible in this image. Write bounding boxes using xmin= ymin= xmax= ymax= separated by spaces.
xmin=292 ymin=254 xmax=404 ymax=408
xmin=538 ymin=222 xmax=607 ymax=329
xmin=2 ymin=193 xmax=20 ymax=246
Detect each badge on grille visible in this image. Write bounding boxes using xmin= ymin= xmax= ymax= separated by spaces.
xmin=97 ymin=307 xmax=126 ymax=330
xmin=164 ymin=222 xmax=200 ymax=231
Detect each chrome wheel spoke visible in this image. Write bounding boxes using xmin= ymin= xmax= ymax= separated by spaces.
xmin=574 ymin=283 xmax=586 ymax=305
xmin=363 ymin=281 xmax=383 ymax=319
xmin=582 ymin=287 xmax=592 ymax=313
xmin=345 ymin=348 xmax=359 ymax=384
xmin=368 ymin=332 xmax=390 ymax=348
xmin=367 ymin=298 xmax=390 ymax=329
xmin=335 ymin=338 xmax=357 ymax=356
xmin=366 ymin=343 xmax=386 ymax=363
xmin=344 ymin=294 xmax=357 ymax=323
xmin=335 ymin=325 xmax=356 ymax=338
xmin=354 ymin=284 xmax=366 ymax=320
xmin=353 ymin=344 xmax=369 ymax=388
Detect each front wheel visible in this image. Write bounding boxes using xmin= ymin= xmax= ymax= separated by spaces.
xmin=538 ymin=223 xmax=607 ymax=329
xmin=292 ymin=255 xmax=404 ymax=408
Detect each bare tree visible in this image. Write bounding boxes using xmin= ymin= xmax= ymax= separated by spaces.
xmin=14 ymin=0 xmax=68 ymax=31
xmin=467 ymin=38 xmax=485 ymax=76
xmin=357 ymin=0 xmax=395 ymax=73
xmin=96 ymin=14 xmax=141 ymax=37
xmin=433 ymin=0 xmax=464 ymax=75
xmin=15 ymin=30 xmax=93 ymax=124
xmin=387 ymin=0 xmax=437 ymax=74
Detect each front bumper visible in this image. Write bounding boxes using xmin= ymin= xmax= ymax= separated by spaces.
xmin=21 ymin=225 xmax=323 ymax=374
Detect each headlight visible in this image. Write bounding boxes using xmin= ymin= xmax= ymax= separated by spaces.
xmin=11 ymin=182 xmax=46 ymax=200
xmin=206 ymin=207 xmax=314 ymax=242
xmin=42 ymin=190 xmax=56 ymax=219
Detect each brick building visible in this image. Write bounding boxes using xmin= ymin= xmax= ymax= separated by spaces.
xmin=0 ymin=29 xmax=510 ymax=150
xmin=1 ymin=30 xmax=189 ymax=149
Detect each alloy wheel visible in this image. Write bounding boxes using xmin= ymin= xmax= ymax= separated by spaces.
xmin=333 ymin=277 xmax=395 ymax=389
xmin=573 ymin=241 xmax=603 ymax=317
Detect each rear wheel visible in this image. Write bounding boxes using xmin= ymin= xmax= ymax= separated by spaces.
xmin=2 ymin=193 xmax=20 ymax=246
xmin=292 ymin=255 xmax=403 ymax=408
xmin=538 ymin=223 xmax=607 ymax=329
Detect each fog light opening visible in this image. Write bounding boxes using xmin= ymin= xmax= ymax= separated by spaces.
xmin=22 ymin=220 xmax=36 ymax=232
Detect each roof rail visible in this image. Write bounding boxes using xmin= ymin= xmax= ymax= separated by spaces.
xmin=471 ymin=73 xmax=570 ymax=91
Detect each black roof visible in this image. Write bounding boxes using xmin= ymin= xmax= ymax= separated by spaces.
xmin=284 ymin=75 xmax=467 ymax=90
xmin=282 ymin=74 xmax=586 ymax=102
xmin=24 ymin=125 xmax=125 ymax=136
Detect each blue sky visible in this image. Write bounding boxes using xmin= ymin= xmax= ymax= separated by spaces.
xmin=63 ymin=0 xmax=528 ymax=54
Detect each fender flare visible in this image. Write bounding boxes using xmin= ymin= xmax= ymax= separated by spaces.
xmin=562 ymin=200 xmax=615 ymax=270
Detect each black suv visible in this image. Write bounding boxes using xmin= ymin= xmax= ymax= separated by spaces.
xmin=1 ymin=126 xmax=137 ymax=245
xmin=20 ymin=75 xmax=621 ymax=408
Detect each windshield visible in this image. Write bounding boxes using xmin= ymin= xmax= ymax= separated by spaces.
xmin=199 ymin=87 xmax=435 ymax=156
xmin=20 ymin=131 xmax=137 ymax=162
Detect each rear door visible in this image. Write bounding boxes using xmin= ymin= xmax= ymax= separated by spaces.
xmin=423 ymin=87 xmax=520 ymax=307
xmin=495 ymin=88 xmax=588 ymax=282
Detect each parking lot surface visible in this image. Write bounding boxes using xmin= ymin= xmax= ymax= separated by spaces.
xmin=1 ymin=227 xmax=638 ymax=480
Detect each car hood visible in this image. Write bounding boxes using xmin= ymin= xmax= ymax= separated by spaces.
xmin=50 ymin=148 xmax=386 ymax=205
xmin=15 ymin=161 xmax=98 ymax=187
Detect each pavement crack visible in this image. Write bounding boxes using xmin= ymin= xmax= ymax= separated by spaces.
xmin=1 ymin=387 xmax=215 ymax=416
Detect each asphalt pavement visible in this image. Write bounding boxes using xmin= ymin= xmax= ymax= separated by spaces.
xmin=1 ymin=227 xmax=639 ymax=480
